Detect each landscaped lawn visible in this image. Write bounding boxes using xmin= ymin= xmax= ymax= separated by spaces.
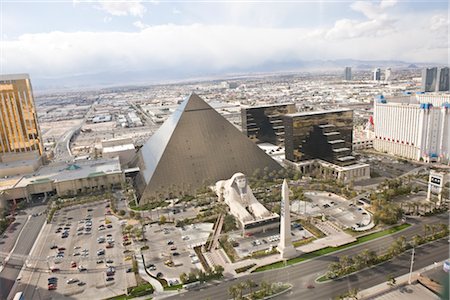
xmin=254 ymin=223 xmax=411 ymax=272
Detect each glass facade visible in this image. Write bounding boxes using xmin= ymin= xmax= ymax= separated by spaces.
xmin=284 ymin=109 xmax=354 ymax=165
xmin=241 ymin=103 xmax=296 ymax=145
xmin=0 ymin=74 xmax=42 ymax=156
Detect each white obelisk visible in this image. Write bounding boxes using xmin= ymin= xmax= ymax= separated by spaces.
xmin=278 ymin=179 xmax=297 ymax=259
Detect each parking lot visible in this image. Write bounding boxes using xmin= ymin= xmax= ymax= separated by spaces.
xmin=141 ymin=223 xmax=213 ymax=284
xmin=292 ymin=191 xmax=371 ymax=230
xmin=229 ymin=224 xmax=313 ymax=258
xmin=20 ymin=200 xmax=136 ymax=300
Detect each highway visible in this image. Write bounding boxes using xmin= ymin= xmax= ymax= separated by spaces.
xmin=53 ymin=124 xmax=81 ymax=162
xmin=0 ymin=205 xmax=47 ymax=300
xmin=166 ymin=214 xmax=449 ymax=300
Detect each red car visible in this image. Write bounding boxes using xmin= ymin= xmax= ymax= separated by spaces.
xmin=48 ymin=284 xmax=57 ymax=290
xmin=50 ymin=267 xmax=60 ymax=272
xmin=71 ymin=262 xmax=77 ymax=268
xmin=58 ymin=247 xmax=66 ymax=251
xmin=106 ymin=244 xmax=114 ymax=249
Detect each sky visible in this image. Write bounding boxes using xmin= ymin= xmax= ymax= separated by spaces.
xmin=0 ymin=0 xmax=448 ymax=87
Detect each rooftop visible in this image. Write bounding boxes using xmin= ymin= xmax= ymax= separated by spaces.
xmin=12 ymin=158 xmax=122 ymax=188
xmin=0 ymin=73 xmax=30 ymax=81
xmin=241 ymin=102 xmax=295 ymax=109
xmin=286 ymin=108 xmax=352 ymax=118
xmin=102 ymin=144 xmax=135 ymax=153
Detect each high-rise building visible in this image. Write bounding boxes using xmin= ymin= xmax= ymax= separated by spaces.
xmin=133 ymin=93 xmax=282 ymax=203
xmin=373 ymin=68 xmax=381 ymax=81
xmin=422 ymin=67 xmax=438 ymax=92
xmin=385 ymin=68 xmax=392 ymax=82
xmin=373 ymin=94 xmax=450 ymax=163
xmin=241 ymin=103 xmax=296 ymax=146
xmin=436 ymin=67 xmax=450 ymax=91
xmin=344 ymin=67 xmax=352 ymax=81
xmin=283 ymin=109 xmax=355 ymax=166
xmin=0 ymin=74 xmax=42 ymax=159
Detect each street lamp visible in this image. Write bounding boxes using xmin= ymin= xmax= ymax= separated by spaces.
xmin=408 ymin=247 xmax=415 ymax=284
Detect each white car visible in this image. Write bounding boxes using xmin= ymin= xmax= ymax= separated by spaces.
xmin=67 ymin=278 xmax=79 ymax=284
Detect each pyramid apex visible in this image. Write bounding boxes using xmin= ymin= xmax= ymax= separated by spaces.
xmin=180 ymin=92 xmax=212 ymax=112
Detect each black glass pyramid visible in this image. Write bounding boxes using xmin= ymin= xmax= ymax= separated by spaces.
xmin=134 ymin=93 xmax=282 ymax=203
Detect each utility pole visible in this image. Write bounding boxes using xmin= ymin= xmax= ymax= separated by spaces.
xmin=408 ymin=247 xmax=415 ymax=284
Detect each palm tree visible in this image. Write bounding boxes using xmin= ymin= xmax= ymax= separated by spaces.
xmin=228 ymin=285 xmax=240 ymax=300
xmin=339 ymin=255 xmax=353 ymax=269
xmin=260 ymin=281 xmax=271 ymax=296
xmin=238 ymin=282 xmax=247 ymax=298
xmin=423 ymin=224 xmax=431 ymax=239
xmin=347 ymin=288 xmax=359 ymax=300
xmin=411 ymin=234 xmax=423 ymax=247
xmin=245 ymin=279 xmax=257 ymax=296
xmin=360 ymin=249 xmax=376 ymax=265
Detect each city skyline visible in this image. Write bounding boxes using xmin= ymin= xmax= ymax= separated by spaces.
xmin=0 ymin=0 xmax=448 ymax=88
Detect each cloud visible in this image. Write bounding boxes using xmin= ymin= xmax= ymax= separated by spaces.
xmin=77 ymin=0 xmax=147 ymax=18
xmin=133 ymin=20 xmax=149 ymax=30
xmin=2 ymin=19 xmax=447 ymax=81
xmin=327 ymin=0 xmax=398 ymax=39
xmin=380 ymin=0 xmax=397 ymax=9
xmin=430 ymin=14 xmax=449 ymax=31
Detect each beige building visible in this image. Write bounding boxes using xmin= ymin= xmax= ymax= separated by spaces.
xmin=101 ymin=137 xmax=136 ymax=167
xmin=285 ymin=159 xmax=370 ymax=183
xmin=0 ymin=158 xmax=125 ymax=203
xmin=0 ymin=74 xmax=43 ymax=176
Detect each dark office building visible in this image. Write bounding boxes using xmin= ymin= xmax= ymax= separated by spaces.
xmin=284 ymin=109 xmax=355 ymax=166
xmin=422 ymin=67 xmax=438 ymax=92
xmin=241 ymin=103 xmax=296 ymax=145
xmin=436 ymin=67 xmax=450 ymax=91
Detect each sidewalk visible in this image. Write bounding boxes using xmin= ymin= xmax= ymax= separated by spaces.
xmin=357 ymin=259 xmax=447 ymax=299
xmin=136 ymin=254 xmax=164 ymax=293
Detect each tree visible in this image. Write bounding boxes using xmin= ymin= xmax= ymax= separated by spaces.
xmin=260 ymin=280 xmax=271 ymax=296
xmin=328 ymin=262 xmax=342 ymax=277
xmin=159 ymin=215 xmax=167 ymax=224
xmin=387 ymin=236 xmax=406 ymax=257
xmin=423 ymin=224 xmax=431 ymax=239
xmin=179 ymin=272 xmax=188 ymax=283
xmin=245 ymin=279 xmax=257 ymax=296
xmin=213 ymin=265 xmax=224 ymax=277
xmin=411 ymin=234 xmax=423 ymax=247
xmin=228 ymin=285 xmax=240 ymax=300
xmin=387 ymin=274 xmax=397 ymax=287
xmin=118 ymin=209 xmax=126 ymax=216
xmin=129 ymin=210 xmax=136 ymax=218
xmin=339 ymin=255 xmax=353 ymax=269
xmin=360 ymin=249 xmax=377 ymax=265
xmin=223 ymin=214 xmax=237 ymax=232
xmin=346 ymin=288 xmax=359 ymax=300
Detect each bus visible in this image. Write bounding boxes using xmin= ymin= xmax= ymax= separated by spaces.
xmin=13 ymin=292 xmax=24 ymax=300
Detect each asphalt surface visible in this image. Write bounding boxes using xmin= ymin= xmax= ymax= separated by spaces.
xmin=0 ymin=205 xmax=47 ymax=300
xmin=166 ymin=214 xmax=449 ymax=300
xmin=53 ymin=125 xmax=81 ymax=162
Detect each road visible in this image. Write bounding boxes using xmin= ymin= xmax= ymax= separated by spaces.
xmin=53 ymin=124 xmax=82 ymax=162
xmin=166 ymin=214 xmax=449 ymax=300
xmin=0 ymin=205 xmax=47 ymax=300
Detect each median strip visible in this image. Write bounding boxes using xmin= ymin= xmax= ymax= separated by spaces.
xmin=253 ymin=223 xmax=411 ymax=272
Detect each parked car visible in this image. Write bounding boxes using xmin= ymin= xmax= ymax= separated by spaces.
xmin=66 ymin=278 xmax=79 ymax=284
